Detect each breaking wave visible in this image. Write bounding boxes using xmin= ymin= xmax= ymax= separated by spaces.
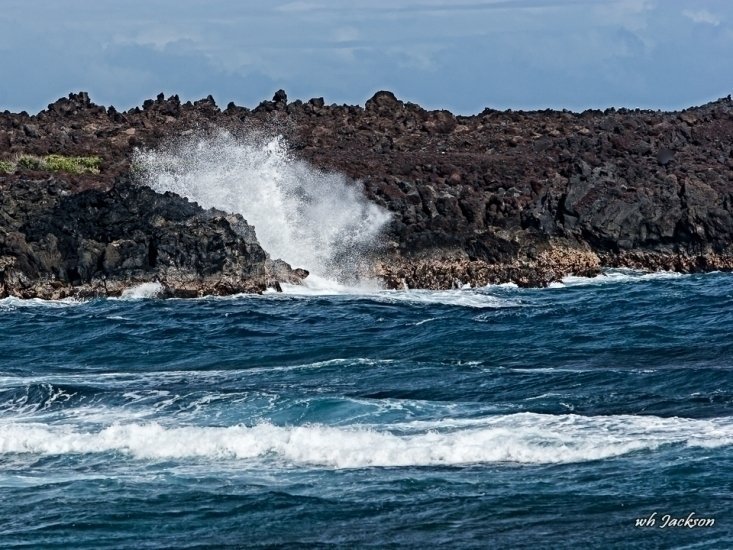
xmin=2 ymin=413 xmax=730 ymax=468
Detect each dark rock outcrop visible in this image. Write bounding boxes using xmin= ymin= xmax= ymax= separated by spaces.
xmin=1 ymin=90 xmax=733 ymax=290
xmin=0 ymin=175 xmax=306 ymax=299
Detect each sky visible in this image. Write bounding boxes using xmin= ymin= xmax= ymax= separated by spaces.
xmin=0 ymin=0 xmax=732 ymax=114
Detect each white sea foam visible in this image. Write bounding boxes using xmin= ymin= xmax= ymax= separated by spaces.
xmin=118 ymin=282 xmax=164 ymax=299
xmin=493 ymin=282 xmax=519 ymax=288
xmin=2 ymin=413 xmax=730 ymax=468
xmin=0 ymin=297 xmax=83 ymax=310
xmin=278 ymin=274 xmax=382 ymax=295
xmin=413 ymin=317 xmax=438 ymax=326
xmin=277 ymin=278 xmax=518 ymax=308
xmin=0 ymin=359 xmax=393 ymax=391
xmin=134 ymin=132 xmax=390 ymax=284
xmin=374 ymin=289 xmax=516 ymax=308
xmin=549 ymin=269 xmax=684 ymax=288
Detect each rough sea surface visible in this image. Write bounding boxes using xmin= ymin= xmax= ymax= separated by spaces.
xmin=1 ymin=270 xmax=731 ymax=548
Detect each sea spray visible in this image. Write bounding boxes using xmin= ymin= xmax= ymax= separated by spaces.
xmin=133 ymin=132 xmax=391 ymax=285
xmin=119 ymin=282 xmax=165 ymax=300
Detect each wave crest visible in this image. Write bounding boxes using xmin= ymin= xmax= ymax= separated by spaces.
xmin=2 ymin=413 xmax=730 ymax=468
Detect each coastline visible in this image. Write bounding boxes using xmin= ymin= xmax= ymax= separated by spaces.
xmin=1 ymin=90 xmax=732 ymax=298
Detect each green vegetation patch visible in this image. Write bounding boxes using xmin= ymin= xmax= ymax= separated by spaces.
xmin=44 ymin=154 xmax=103 ymax=174
xmin=8 ymin=154 xmax=103 ymax=175
xmin=17 ymin=155 xmax=46 ymax=171
xmin=0 ymin=160 xmax=14 ymax=174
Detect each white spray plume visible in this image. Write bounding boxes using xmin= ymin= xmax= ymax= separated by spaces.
xmin=133 ymin=131 xmax=390 ymax=284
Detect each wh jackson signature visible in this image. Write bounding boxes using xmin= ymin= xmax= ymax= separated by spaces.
xmin=635 ymin=512 xmax=715 ymax=529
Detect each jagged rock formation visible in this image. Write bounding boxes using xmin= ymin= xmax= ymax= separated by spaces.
xmin=0 ymin=176 xmax=307 ymax=299
xmin=1 ymin=89 xmax=732 ymax=291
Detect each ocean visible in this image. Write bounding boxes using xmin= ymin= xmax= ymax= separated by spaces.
xmin=1 ymin=270 xmax=731 ymax=548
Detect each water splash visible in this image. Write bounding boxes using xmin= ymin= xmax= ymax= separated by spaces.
xmin=119 ymin=282 xmax=164 ymax=300
xmin=133 ymin=132 xmax=390 ymax=284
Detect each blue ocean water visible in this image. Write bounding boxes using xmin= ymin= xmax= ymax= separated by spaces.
xmin=1 ymin=270 xmax=731 ymax=548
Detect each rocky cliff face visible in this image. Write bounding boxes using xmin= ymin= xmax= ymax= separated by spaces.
xmin=0 ymin=176 xmax=306 ymax=299
xmin=1 ymin=90 xmax=732 ymax=291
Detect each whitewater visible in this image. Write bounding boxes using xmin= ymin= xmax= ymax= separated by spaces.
xmin=1 ymin=137 xmax=731 ymax=547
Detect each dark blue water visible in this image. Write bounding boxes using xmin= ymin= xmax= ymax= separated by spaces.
xmin=1 ymin=270 xmax=731 ymax=548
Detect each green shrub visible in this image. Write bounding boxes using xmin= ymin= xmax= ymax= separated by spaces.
xmin=76 ymin=155 xmax=103 ymax=170
xmin=14 ymin=154 xmax=102 ymax=174
xmin=17 ymin=155 xmax=46 ymax=171
xmin=44 ymin=154 xmax=102 ymax=174
xmin=0 ymin=160 xmax=14 ymax=174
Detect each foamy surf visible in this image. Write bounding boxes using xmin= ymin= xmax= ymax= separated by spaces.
xmin=277 ymin=274 xmax=381 ymax=295
xmin=0 ymin=296 xmax=83 ymax=310
xmin=373 ymin=289 xmax=517 ymax=309
xmin=2 ymin=413 xmax=731 ymax=468
xmin=548 ymin=269 xmax=685 ymax=288
xmin=276 ymin=276 xmax=518 ymax=308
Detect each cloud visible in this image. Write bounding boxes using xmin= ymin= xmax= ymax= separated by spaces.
xmin=332 ymin=26 xmax=360 ymax=43
xmin=1 ymin=0 xmax=732 ymax=114
xmin=682 ymin=9 xmax=721 ymax=26
xmin=277 ymin=1 xmax=327 ymax=13
xmin=277 ymin=0 xmax=609 ymax=15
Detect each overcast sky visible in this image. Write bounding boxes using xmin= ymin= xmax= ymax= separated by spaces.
xmin=1 ymin=0 xmax=731 ymax=114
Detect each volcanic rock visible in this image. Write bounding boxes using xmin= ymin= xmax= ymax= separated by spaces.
xmin=0 ymin=175 xmax=306 ymax=299
xmin=1 ymin=90 xmax=733 ymax=290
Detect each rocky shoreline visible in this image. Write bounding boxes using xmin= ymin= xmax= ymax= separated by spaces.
xmin=1 ymin=90 xmax=732 ymax=297
xmin=0 ymin=176 xmax=307 ymax=299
